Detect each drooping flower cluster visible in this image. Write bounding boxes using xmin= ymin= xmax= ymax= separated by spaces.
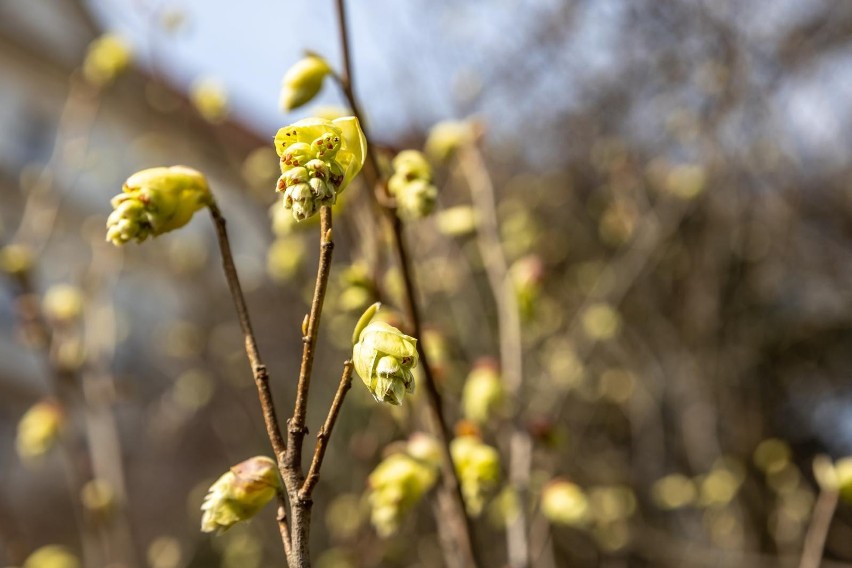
xmin=387 ymin=150 xmax=437 ymax=220
xmin=450 ymin=435 xmax=501 ymax=516
xmin=351 ymin=304 xmax=418 ymax=405
xmin=201 ymin=456 xmax=281 ymax=533
xmin=461 ymin=358 xmax=505 ymax=424
xmin=82 ymin=33 xmax=132 ymax=87
xmin=106 ymin=166 xmax=211 ymax=245
xmin=16 ymin=400 xmax=63 ymax=460
xmin=274 ymin=117 xmax=366 ymax=221
xmin=366 ymin=451 xmax=438 ymax=537
xmin=540 ymin=479 xmax=590 ymax=527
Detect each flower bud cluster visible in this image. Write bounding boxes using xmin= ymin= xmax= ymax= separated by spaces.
xmin=461 ymin=358 xmax=504 ymax=424
xmin=106 ymin=166 xmax=211 ymax=246
xmin=83 ymin=33 xmax=131 ymax=87
xmin=23 ymin=545 xmax=80 ymax=568
xmin=540 ymin=479 xmax=590 ymax=527
xmin=200 ymin=456 xmax=281 ymax=534
xmin=388 ymin=150 xmax=437 ymax=220
xmin=450 ymin=435 xmax=501 ymax=516
xmin=16 ymin=400 xmax=63 ymax=460
xmin=274 ymin=118 xmax=366 ymax=221
xmin=367 ymin=451 xmax=438 ymax=537
xmin=352 ymin=304 xmax=418 ymax=406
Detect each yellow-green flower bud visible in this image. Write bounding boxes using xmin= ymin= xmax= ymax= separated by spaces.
xmin=279 ymin=55 xmax=332 ymax=112
xmin=16 ymin=400 xmax=63 ymax=460
xmin=23 ymin=545 xmax=80 ymax=568
xmin=283 ymin=182 xmax=316 ymax=221
xmin=436 ymin=205 xmax=477 ymax=237
xmin=42 ymin=284 xmax=85 ymax=323
xmin=0 ymin=243 xmax=35 ymax=275
xmin=83 ymin=33 xmax=132 ymax=87
xmin=191 ymin=78 xmax=229 ymax=123
xmin=393 ymin=178 xmax=437 ymax=220
xmin=107 ymin=166 xmax=211 ymax=246
xmin=425 ymin=120 xmax=474 ymax=162
xmin=367 ymin=453 xmax=437 ymax=537
xmin=352 ymin=306 xmax=418 ymax=405
xmin=388 ymin=150 xmax=437 ymax=220
xmin=201 ymin=456 xmax=281 ymax=534
xmin=540 ymin=479 xmax=589 ymax=527
xmin=450 ymin=436 xmax=500 ymax=516
xmin=461 ymin=359 xmax=504 ymax=424
xmin=274 ymin=117 xmax=366 ymax=221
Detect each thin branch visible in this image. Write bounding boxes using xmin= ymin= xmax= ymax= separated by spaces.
xmin=799 ymin=487 xmax=839 ymax=568
xmin=331 ymin=3 xmax=480 ymax=566
xmin=300 ymin=360 xmax=354 ymax=499
xmin=207 ymin=201 xmax=291 ymax=559
xmin=458 ymin=142 xmax=530 ymax=568
xmin=283 ymin=206 xmax=335 ymax=568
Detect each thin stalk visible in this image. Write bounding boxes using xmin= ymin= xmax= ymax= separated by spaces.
xmin=284 ymin=206 xmax=335 ymax=568
xmin=207 ymin=201 xmax=291 ymax=559
xmin=798 ymin=487 xmax=839 ymax=568
xmin=458 ymin=143 xmax=530 ymax=568
xmin=331 ymin=3 xmax=480 ymax=565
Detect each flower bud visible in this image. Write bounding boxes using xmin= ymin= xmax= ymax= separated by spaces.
xmin=367 ymin=452 xmax=437 ymax=537
xmin=190 ymin=78 xmax=229 ymax=123
xmin=201 ymin=456 xmax=281 ymax=533
xmin=23 ymin=545 xmax=80 ymax=568
xmin=835 ymin=457 xmax=852 ymax=504
xmin=283 ymin=182 xmax=316 ymax=221
xmin=309 ymin=177 xmax=335 ymax=206
xmin=461 ymin=359 xmax=504 ymax=424
xmin=16 ymin=400 xmax=63 ymax=460
xmin=450 ymin=436 xmax=500 ymax=516
xmin=425 ymin=120 xmax=474 ymax=162
xmin=393 ymin=178 xmax=437 ymax=220
xmin=540 ymin=479 xmax=589 ymax=527
xmin=83 ymin=33 xmax=131 ymax=87
xmin=279 ymin=55 xmax=332 ymax=112
xmin=106 ymin=166 xmax=211 ymax=246
xmin=352 ymin=306 xmax=418 ymax=405
xmin=42 ymin=284 xmax=85 ymax=323
xmin=274 ymin=117 xmax=366 ymax=221
xmin=0 ymin=243 xmax=35 ymax=275
xmin=388 ymin=150 xmax=437 ymax=220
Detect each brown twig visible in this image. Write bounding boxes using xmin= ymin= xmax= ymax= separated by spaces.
xmin=458 ymin=142 xmax=530 ymax=568
xmin=331 ymin=3 xmax=480 ymax=566
xmin=798 ymin=486 xmax=839 ymax=568
xmin=300 ymin=360 xmax=353 ymax=500
xmin=282 ymin=206 xmax=335 ymax=567
xmin=207 ymin=201 xmax=291 ymax=558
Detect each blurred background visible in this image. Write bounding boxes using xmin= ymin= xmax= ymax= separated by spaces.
xmin=3 ymin=0 xmax=852 ymax=567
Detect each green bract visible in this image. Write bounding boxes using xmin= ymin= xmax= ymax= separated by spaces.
xmin=352 ymin=315 xmax=418 ymax=405
xmin=106 ymin=166 xmax=211 ymax=245
xmin=274 ymin=117 xmax=366 ymax=221
xmin=200 ymin=456 xmax=281 ymax=534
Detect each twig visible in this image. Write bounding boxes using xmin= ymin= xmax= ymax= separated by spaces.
xmin=207 ymin=201 xmax=291 ymax=558
xmin=799 ymin=487 xmax=839 ymax=568
xmin=458 ymin=142 xmax=530 ymax=568
xmin=300 ymin=360 xmax=353 ymax=500
xmin=331 ymin=3 xmax=480 ymax=566
xmin=284 ymin=206 xmax=335 ymax=568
